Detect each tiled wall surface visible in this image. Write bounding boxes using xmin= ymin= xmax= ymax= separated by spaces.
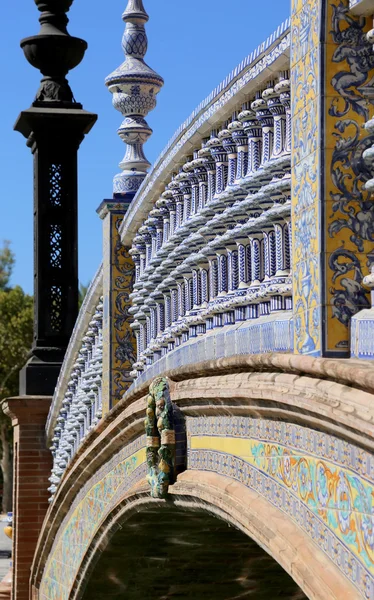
xmin=292 ymin=0 xmax=374 ymax=356
xmin=188 ymin=416 xmax=374 ymax=598
xmin=133 ymin=314 xmax=294 ymax=389
xmin=39 ymin=415 xmax=374 ymax=599
xmin=102 ymin=206 xmax=137 ymax=412
xmin=40 ymin=437 xmax=147 ymax=600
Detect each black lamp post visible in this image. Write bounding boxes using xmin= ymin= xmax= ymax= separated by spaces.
xmin=15 ymin=0 xmax=97 ymax=396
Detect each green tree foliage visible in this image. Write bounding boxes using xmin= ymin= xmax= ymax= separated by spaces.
xmin=0 ymin=241 xmax=14 ymax=291
xmin=0 ymin=286 xmax=33 ymax=397
xmin=78 ymin=281 xmax=90 ymax=310
xmin=0 ymin=242 xmax=33 ymax=512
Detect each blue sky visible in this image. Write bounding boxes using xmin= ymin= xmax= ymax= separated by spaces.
xmin=1 ymin=1 xmax=290 ymax=295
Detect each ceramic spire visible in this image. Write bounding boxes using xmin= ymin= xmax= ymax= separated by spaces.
xmin=105 ymin=0 xmax=164 ymax=197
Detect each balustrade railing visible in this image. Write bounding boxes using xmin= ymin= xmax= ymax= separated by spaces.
xmin=48 ymin=296 xmax=103 ymax=500
xmin=129 ymin=72 xmax=292 ymax=380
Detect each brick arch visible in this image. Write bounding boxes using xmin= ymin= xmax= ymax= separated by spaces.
xmin=32 ymin=355 xmax=374 ymax=600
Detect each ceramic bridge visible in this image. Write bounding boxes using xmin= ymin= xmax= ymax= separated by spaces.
xmin=5 ymin=0 xmax=374 ymax=598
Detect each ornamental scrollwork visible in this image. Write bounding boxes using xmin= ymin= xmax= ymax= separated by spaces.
xmin=329 ymin=249 xmax=370 ymax=328
xmin=112 ymin=216 xmax=137 ymax=402
xmin=329 ymin=3 xmax=374 ymax=120
xmin=327 ymin=4 xmax=374 ymax=343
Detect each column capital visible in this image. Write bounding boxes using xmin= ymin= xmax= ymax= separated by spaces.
xmin=2 ymin=396 xmax=51 ymax=427
xmin=96 ymin=198 xmax=132 ymax=220
xmin=15 ymin=107 xmax=97 ymax=149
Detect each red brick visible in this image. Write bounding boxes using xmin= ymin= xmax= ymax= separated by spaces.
xmin=2 ymin=396 xmax=52 ymax=600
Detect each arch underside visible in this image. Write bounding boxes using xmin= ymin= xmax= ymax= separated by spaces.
xmin=80 ymin=502 xmax=307 ymax=600
xmin=66 ymin=473 xmax=359 ymax=600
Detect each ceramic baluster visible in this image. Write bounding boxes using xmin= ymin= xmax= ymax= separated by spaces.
xmin=229 ymin=112 xmax=248 ymax=186
xmin=251 ymin=88 xmax=274 ymax=171
xmin=265 ymin=84 xmax=287 ymax=161
xmin=219 ymin=119 xmax=237 ymax=191
xmin=198 ymin=139 xmax=216 ymax=206
xmin=275 ymin=71 xmax=291 ymax=156
xmin=239 ymin=103 xmax=262 ymax=185
xmin=206 ymin=130 xmax=228 ymax=198
xmin=162 ymin=188 xmax=176 ymax=238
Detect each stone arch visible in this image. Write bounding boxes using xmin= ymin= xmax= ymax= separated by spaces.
xmin=77 ymin=492 xmax=308 ymax=600
xmin=33 ymin=356 xmax=374 ymax=600
xmin=61 ymin=475 xmax=354 ymax=600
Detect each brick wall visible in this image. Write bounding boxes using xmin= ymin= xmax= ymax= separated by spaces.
xmin=2 ymin=397 xmax=52 ymax=600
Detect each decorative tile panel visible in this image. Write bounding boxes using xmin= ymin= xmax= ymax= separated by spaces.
xmin=39 ymin=414 xmax=374 ymax=600
xmin=99 ymin=201 xmax=137 ymax=412
xmin=291 ymin=0 xmax=322 ymax=356
xmin=324 ymin=0 xmax=374 ymax=353
xmin=292 ymin=0 xmax=374 ymax=356
xmin=188 ymin=416 xmax=374 ymax=598
xmin=40 ymin=436 xmax=147 ymax=600
xmin=132 ymin=314 xmax=294 ymax=390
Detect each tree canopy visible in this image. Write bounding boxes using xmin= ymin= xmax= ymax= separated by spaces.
xmin=0 ymin=242 xmax=33 ymax=398
xmin=0 ymin=241 xmax=15 ymax=292
xmin=0 ymin=285 xmax=33 ymax=398
xmin=0 ymin=242 xmax=33 ymax=511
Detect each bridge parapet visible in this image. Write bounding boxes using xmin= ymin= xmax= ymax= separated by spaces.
xmin=122 ymin=23 xmax=293 ymax=383
xmin=46 ymin=265 xmax=103 ymax=499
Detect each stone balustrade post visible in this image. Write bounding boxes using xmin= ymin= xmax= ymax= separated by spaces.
xmin=97 ymin=199 xmax=137 ymax=411
xmin=2 ymin=397 xmax=52 ymax=600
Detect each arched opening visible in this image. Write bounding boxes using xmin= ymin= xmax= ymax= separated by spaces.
xmin=81 ymin=504 xmax=307 ymax=600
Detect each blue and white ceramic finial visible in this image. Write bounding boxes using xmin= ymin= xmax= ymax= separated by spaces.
xmin=105 ymin=0 xmax=164 ymax=198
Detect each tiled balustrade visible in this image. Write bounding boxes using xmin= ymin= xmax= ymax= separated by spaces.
xmin=48 ymin=298 xmax=103 ymax=499
xmin=129 ymin=74 xmax=293 ymax=380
